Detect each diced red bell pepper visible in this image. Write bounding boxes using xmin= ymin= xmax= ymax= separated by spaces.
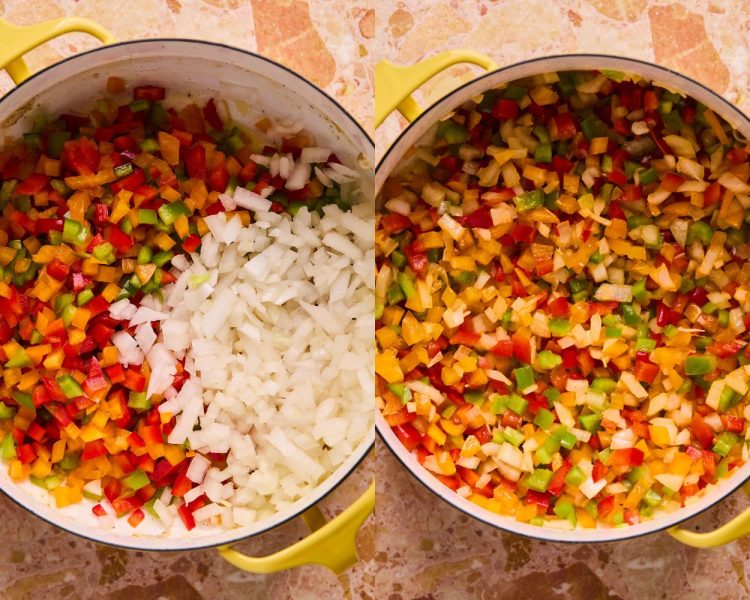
xmin=547 ymin=460 xmax=573 ymax=496
xmin=723 ymin=415 xmax=744 ymax=434
xmin=106 ymin=364 xmax=126 ymax=384
xmin=140 ymin=424 xmax=163 ymax=446
xmin=92 ymin=504 xmax=107 ymax=517
xmin=706 ymin=341 xmax=744 ymax=359
xmin=108 ymin=226 xmax=134 ymax=253
xmin=621 ymin=184 xmax=642 ymax=202
xmin=597 ymin=494 xmax=615 ymax=516
xmin=608 ymin=448 xmax=644 ymax=467
xmin=112 ymin=495 xmax=144 ymax=517
xmin=133 ymin=85 xmax=166 ymax=101
xmin=691 ymin=415 xmax=715 ymax=449
xmin=15 ymin=174 xmax=50 ymax=195
xmin=607 ymin=169 xmax=628 ymax=187
xmin=85 ymin=295 xmax=110 ymax=317
xmin=392 ymin=423 xmax=422 ymax=451
xmin=202 ymin=98 xmax=224 ymax=130
xmin=127 ymin=508 xmax=145 ymax=528
xmin=404 ymin=242 xmax=428 ymax=275
xmin=89 ymin=322 xmax=115 ymax=349
xmin=511 ymin=223 xmax=535 ymax=244
xmin=525 ymin=489 xmax=552 ymax=511
xmin=703 ymin=181 xmax=721 ymax=206
xmin=727 ymin=148 xmax=748 ymax=165
xmin=182 ymin=234 xmax=201 ymax=253
xmin=185 ymin=144 xmax=207 ymax=180
xmin=36 ymin=218 xmax=64 ymax=234
xmin=82 ymin=439 xmax=109 ymax=461
xmin=634 ymin=360 xmax=659 ymax=384
xmin=208 ymin=164 xmax=229 ymax=192
xmin=511 ymin=331 xmax=532 ymax=364
xmin=16 ymin=444 xmax=37 ymax=465
xmin=110 ymin=168 xmax=146 ymax=194
xmin=656 ymin=301 xmax=681 ymax=327
xmin=546 ymin=297 xmax=570 ymax=317
xmin=381 ymin=213 xmax=411 ymax=234
xmin=492 ymin=99 xmax=519 ymax=121
xmin=26 ymin=422 xmax=46 ymax=442
xmin=551 ymin=155 xmax=575 ymax=176
xmin=592 ymin=460 xmax=608 ymax=482
xmin=104 ymin=479 xmax=122 ymax=503
xmin=46 ymin=258 xmax=70 ymax=281
xmin=178 ymin=503 xmax=196 ymax=530
xmin=238 ymin=160 xmax=258 ymax=184
xmin=490 ymin=338 xmax=513 ymax=357
xmin=449 ymin=330 xmax=480 ymax=347
xmin=123 ymin=369 xmax=146 ymax=392
xmin=551 ymin=113 xmax=578 ymax=141
xmin=172 ymin=469 xmax=193 ymax=498
xmin=63 ymin=138 xmax=101 ymax=176
xmin=660 ymin=172 xmax=684 ymax=192
xmin=463 ymin=207 xmax=493 ymax=229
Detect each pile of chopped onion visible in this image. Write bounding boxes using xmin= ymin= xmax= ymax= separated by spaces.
xmin=110 ymin=187 xmax=374 ymax=528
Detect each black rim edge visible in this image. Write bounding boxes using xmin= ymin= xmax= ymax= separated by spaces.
xmin=0 ymin=38 xmax=374 ymax=552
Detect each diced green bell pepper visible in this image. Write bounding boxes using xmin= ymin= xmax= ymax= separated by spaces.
xmin=534 ymin=408 xmax=555 ymax=430
xmin=684 ymin=355 xmax=715 ymax=376
xmin=57 ymin=374 xmax=83 ymax=399
xmin=123 ymin=468 xmax=151 ymax=491
xmin=514 ymin=366 xmax=535 ymax=390
xmin=513 ymin=189 xmax=545 ymax=211
xmin=524 ymin=468 xmax=554 ymax=492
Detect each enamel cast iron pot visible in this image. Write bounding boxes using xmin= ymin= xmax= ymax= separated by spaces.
xmin=0 ymin=17 xmax=375 ymax=573
xmin=375 ymin=51 xmax=750 ymax=547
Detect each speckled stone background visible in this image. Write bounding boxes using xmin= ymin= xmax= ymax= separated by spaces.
xmin=0 ymin=1 xmax=374 ymax=599
xmin=4 ymin=0 xmax=750 ymax=598
xmin=374 ymin=1 xmax=750 ymax=599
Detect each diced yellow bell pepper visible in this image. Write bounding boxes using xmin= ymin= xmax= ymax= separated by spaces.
xmin=649 ymin=425 xmax=671 ymax=446
xmin=71 ymin=308 xmax=91 ymax=329
xmin=427 ymin=424 xmax=447 ymax=446
xmin=375 ymin=350 xmax=404 ymax=383
xmin=100 ymin=345 xmax=118 ymax=367
xmin=401 ymin=312 xmax=426 ymax=345
xmin=155 ymin=232 xmax=176 ymax=251
xmin=43 ymin=349 xmax=64 ymax=370
xmin=53 ymin=486 xmax=83 ymax=508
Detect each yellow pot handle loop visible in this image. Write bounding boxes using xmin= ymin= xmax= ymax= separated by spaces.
xmin=375 ymin=50 xmax=497 ymax=127
xmin=668 ymin=481 xmax=750 ymax=548
xmin=218 ymin=480 xmax=374 ymax=574
xmin=0 ymin=17 xmax=115 ymax=84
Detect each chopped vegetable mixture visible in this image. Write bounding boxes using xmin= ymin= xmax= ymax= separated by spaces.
xmin=376 ymin=70 xmax=750 ymax=529
xmin=0 ymin=77 xmax=348 ymax=530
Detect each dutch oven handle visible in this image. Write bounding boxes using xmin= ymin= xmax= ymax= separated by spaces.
xmin=668 ymin=482 xmax=750 ymax=548
xmin=218 ymin=480 xmax=374 ymax=574
xmin=0 ymin=17 xmax=114 ymax=84
xmin=375 ymin=50 xmax=498 ymax=127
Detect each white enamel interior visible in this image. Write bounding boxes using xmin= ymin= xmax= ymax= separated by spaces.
xmin=377 ymin=54 xmax=750 ymax=543
xmin=0 ymin=40 xmax=374 ymax=551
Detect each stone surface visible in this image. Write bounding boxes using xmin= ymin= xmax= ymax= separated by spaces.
xmin=3 ymin=0 xmax=750 ymax=598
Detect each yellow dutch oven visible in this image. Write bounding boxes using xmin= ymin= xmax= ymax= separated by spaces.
xmin=375 ymin=50 xmax=750 ymax=548
xmin=0 ymin=16 xmax=374 ymax=573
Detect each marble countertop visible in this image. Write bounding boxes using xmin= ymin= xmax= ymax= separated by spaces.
xmin=2 ymin=0 xmax=750 ymax=598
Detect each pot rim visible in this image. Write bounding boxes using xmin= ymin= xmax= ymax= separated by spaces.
xmin=0 ymin=37 xmax=375 ymax=551
xmin=375 ymin=52 xmax=750 ymax=543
